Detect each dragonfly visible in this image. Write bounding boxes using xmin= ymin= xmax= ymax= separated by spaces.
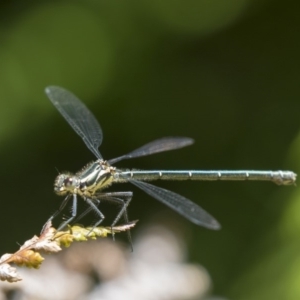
xmin=45 ymin=86 xmax=296 ymax=234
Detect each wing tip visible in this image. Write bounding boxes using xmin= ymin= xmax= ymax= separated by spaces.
xmin=209 ymin=220 xmax=221 ymax=230
xmin=194 ymin=218 xmax=221 ymax=230
xmin=45 ymin=86 xmax=69 ymax=97
xmin=45 ymin=85 xmax=59 ymax=95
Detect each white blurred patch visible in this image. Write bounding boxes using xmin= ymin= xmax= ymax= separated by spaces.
xmin=0 ymin=223 xmax=213 ymax=300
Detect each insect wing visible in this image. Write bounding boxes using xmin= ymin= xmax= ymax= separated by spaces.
xmin=109 ymin=137 xmax=194 ymax=164
xmin=45 ymin=86 xmax=103 ymax=159
xmin=130 ymin=180 xmax=220 ymax=230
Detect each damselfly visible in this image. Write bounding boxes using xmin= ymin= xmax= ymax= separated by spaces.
xmin=45 ymin=86 xmax=296 ymax=233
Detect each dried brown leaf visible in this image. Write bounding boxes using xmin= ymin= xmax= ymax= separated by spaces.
xmin=0 ymin=220 xmax=137 ymax=282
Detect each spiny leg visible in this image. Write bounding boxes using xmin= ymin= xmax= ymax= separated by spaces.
xmin=57 ymin=194 xmax=78 ymax=231
xmin=41 ymin=194 xmax=71 ymax=233
xmin=85 ymin=197 xmax=105 ymax=236
xmin=98 ymin=191 xmax=133 ymax=226
xmin=71 ymin=192 xmax=132 ymax=230
xmin=97 ymin=191 xmax=133 ymax=248
xmin=112 ymin=193 xmax=131 ymax=226
xmin=72 ymin=199 xmax=100 ymax=224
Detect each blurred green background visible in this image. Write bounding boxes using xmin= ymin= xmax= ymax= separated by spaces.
xmin=1 ymin=0 xmax=300 ymax=299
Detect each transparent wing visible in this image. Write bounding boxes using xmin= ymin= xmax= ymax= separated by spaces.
xmin=130 ymin=180 xmax=221 ymax=230
xmin=109 ymin=137 xmax=194 ymax=164
xmin=45 ymin=86 xmax=103 ymax=159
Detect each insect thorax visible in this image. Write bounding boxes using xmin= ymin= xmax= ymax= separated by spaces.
xmin=76 ymin=160 xmax=115 ymax=197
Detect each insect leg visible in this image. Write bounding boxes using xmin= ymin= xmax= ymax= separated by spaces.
xmin=97 ymin=191 xmax=133 ymax=249
xmin=85 ymin=197 xmax=105 ymax=236
xmin=41 ymin=194 xmax=72 ymax=233
xmin=57 ymin=194 xmax=78 ymax=231
xmin=72 ymin=199 xmax=100 ymax=224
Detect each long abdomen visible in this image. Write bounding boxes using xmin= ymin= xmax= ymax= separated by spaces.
xmin=114 ymin=170 xmax=296 ymax=185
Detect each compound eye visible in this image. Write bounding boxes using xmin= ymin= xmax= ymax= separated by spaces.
xmin=64 ymin=178 xmax=73 ymax=187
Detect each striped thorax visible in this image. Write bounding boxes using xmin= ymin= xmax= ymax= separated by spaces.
xmin=54 ymin=160 xmax=115 ymax=198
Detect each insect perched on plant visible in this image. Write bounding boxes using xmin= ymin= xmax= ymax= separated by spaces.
xmin=45 ymin=86 xmax=296 ymax=236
